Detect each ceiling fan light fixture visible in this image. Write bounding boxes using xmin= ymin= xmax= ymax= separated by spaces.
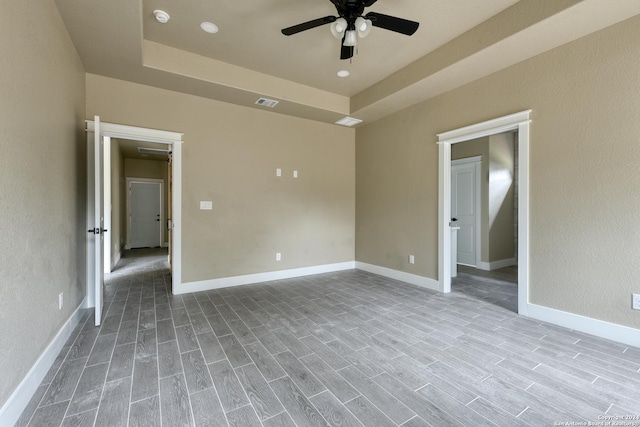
xmin=355 ymin=17 xmax=372 ymax=37
xmin=330 ymin=18 xmax=348 ymax=39
xmin=343 ymin=30 xmax=357 ymax=47
xmin=153 ymin=10 xmax=170 ymax=24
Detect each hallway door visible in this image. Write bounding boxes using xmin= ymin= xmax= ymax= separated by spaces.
xmin=129 ymin=181 xmax=162 ymax=248
xmin=452 ymin=158 xmax=481 ymax=266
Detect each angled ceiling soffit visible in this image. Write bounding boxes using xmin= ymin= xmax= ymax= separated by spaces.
xmin=142 ymin=40 xmax=349 ymax=118
xmin=351 ymin=0 xmax=640 ymax=123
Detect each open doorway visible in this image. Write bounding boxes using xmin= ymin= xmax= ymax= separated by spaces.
xmin=437 ymin=111 xmax=530 ymax=316
xmin=450 ymin=132 xmax=518 ymax=311
xmin=86 ymin=119 xmax=183 ymax=325
xmin=105 ymin=138 xmax=173 ymax=268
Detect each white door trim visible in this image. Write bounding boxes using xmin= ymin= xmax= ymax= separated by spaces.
xmin=437 ymin=110 xmax=530 ymax=316
xmin=451 ymin=156 xmax=482 ymax=268
xmin=86 ymin=120 xmax=183 ymax=294
xmin=126 ymin=178 xmax=164 ymax=249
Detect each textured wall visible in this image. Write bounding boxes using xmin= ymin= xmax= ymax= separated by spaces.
xmin=356 ymin=15 xmax=640 ymax=329
xmin=87 ymin=75 xmax=355 ymax=283
xmin=488 ymin=133 xmax=515 ymax=263
xmin=0 ymin=0 xmax=86 ymax=407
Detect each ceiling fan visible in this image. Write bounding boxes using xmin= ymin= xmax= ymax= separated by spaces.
xmin=281 ymin=0 xmax=419 ymax=60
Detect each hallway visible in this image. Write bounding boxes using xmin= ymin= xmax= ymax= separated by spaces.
xmin=452 ymin=265 xmax=518 ymax=313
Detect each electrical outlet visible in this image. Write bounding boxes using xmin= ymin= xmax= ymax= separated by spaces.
xmin=276 ymin=252 xmax=281 ymax=261
xmin=293 ymin=170 xmax=298 ymax=178
xmin=58 ymin=292 xmax=64 ymax=310
xmin=409 ymin=255 xmax=415 ymax=264
xmin=276 ymin=168 xmax=282 ymax=177
xmin=633 ymin=293 xmax=640 ymax=310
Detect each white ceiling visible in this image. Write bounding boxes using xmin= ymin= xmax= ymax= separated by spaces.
xmin=53 ymin=0 xmax=640 ymax=125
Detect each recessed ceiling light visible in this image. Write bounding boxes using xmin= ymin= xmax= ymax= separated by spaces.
xmin=153 ymin=10 xmax=170 ymax=24
xmin=335 ymin=116 xmax=363 ymax=127
xmin=201 ymin=22 xmax=219 ymax=34
xmin=337 ymin=70 xmax=350 ymax=78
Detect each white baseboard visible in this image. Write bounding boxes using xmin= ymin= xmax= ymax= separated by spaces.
xmin=525 ymin=303 xmax=640 ymax=348
xmin=355 ymin=262 xmax=440 ymax=292
xmin=0 ymin=298 xmax=88 ymax=427
xmin=176 ymin=262 xmax=356 ymax=295
xmin=477 ymin=258 xmax=516 ymax=271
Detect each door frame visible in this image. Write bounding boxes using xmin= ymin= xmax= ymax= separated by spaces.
xmin=451 ymin=156 xmax=482 ymax=268
xmin=126 ymin=178 xmax=164 ymax=249
xmin=437 ymin=110 xmax=530 ymax=315
xmin=86 ymin=120 xmax=183 ymax=294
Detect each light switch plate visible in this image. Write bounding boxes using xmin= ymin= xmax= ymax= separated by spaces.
xmin=633 ymin=293 xmax=640 ymax=310
xmin=200 ymin=201 xmax=213 ymax=210
xmin=276 ymin=168 xmax=282 ymax=177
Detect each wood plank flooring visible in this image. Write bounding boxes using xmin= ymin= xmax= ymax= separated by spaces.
xmin=17 ymin=250 xmax=640 ymax=426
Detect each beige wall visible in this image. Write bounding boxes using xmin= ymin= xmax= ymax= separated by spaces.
xmin=124 ymin=158 xmax=169 ymax=246
xmin=87 ymin=74 xmax=355 ymax=282
xmin=356 ymin=15 xmax=640 ymax=329
xmin=488 ymin=133 xmax=515 ymax=263
xmin=0 ymin=0 xmax=86 ymax=408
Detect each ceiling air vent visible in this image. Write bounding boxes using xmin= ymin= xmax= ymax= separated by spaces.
xmin=335 ymin=116 xmax=363 ymax=127
xmin=255 ymin=97 xmax=279 ymax=108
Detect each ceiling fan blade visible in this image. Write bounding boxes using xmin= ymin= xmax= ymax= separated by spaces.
xmin=365 ymin=12 xmax=419 ymax=35
xmin=340 ymin=35 xmax=354 ymax=60
xmin=281 ymin=16 xmax=336 ymax=36
xmin=363 ymin=0 xmax=378 ymax=7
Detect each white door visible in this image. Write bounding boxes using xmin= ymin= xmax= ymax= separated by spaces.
xmin=130 ymin=182 xmax=162 ymax=248
xmin=452 ymin=159 xmax=480 ymax=266
xmin=87 ymin=116 xmax=106 ymax=326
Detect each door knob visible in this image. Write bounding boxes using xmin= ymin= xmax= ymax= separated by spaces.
xmin=88 ymin=228 xmax=107 ymax=234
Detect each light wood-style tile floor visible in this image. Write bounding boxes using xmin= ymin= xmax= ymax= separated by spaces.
xmin=17 ymin=250 xmax=640 ymax=426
